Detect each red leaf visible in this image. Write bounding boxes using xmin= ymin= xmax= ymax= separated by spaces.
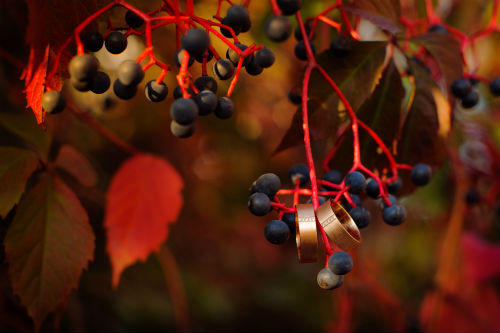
xmin=104 ymin=154 xmax=184 ymax=287
xmin=24 ymin=46 xmax=49 ymax=126
xmin=342 ymin=0 xmax=402 ymax=34
xmin=461 ymin=233 xmax=500 ymax=285
xmin=53 ymin=145 xmax=98 ymax=187
xmin=4 ymin=174 xmax=95 ymax=330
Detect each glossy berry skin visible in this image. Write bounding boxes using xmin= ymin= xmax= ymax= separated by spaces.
xmin=265 ymin=15 xmax=292 ymax=42
xmin=173 ymin=86 xmax=194 ymax=99
xmin=345 ymin=171 xmax=366 ymax=194
xmin=117 ymin=60 xmax=144 ymax=86
xmin=220 ymin=17 xmax=239 ymax=38
xmin=322 ymin=170 xmax=343 ymax=190
xmin=294 ymin=23 xmax=313 ymax=41
xmin=69 ymin=54 xmax=98 ymax=82
xmin=170 ymin=98 xmax=198 ymax=125
xmin=174 ymin=49 xmax=195 ymax=67
xmin=365 ymin=178 xmax=381 ymax=198
xmin=317 ymin=268 xmax=343 ymax=290
xmin=105 ymin=31 xmax=127 ymax=54
xmin=288 ymin=90 xmax=301 ymax=105
xmin=213 ymin=59 xmax=235 ymax=80
xmin=330 ymin=36 xmax=351 ymax=58
xmin=461 ymin=90 xmax=479 ymax=108
xmin=125 ymin=10 xmax=144 ymax=29
xmin=181 ymin=28 xmax=210 ymax=58
xmin=294 ymin=40 xmax=316 ymax=61
xmin=254 ymin=173 xmax=281 ymax=198
xmin=255 ymin=48 xmax=275 ymax=68
xmin=194 ymin=75 xmax=217 ymax=93
xmin=214 ymin=97 xmax=235 ymax=119
xmin=349 ymin=206 xmax=371 ymax=229
xmin=328 ymin=251 xmax=353 ymax=275
xmin=90 ymin=71 xmax=110 ymax=94
xmin=195 ymin=49 xmax=214 ymax=63
xmin=340 ymin=194 xmax=361 ymax=211
xmin=387 ymin=176 xmax=403 ymax=194
xmin=248 ymin=192 xmax=271 ymax=216
xmin=82 ymin=32 xmax=103 ymax=52
xmin=382 ymin=205 xmax=407 ymax=226
xmin=307 ymin=196 xmax=326 ymax=206
xmin=170 ymin=121 xmax=195 ymax=138
xmin=489 ymin=78 xmax=500 ymax=96
xmin=42 ymin=90 xmax=66 ymax=114
xmin=281 ymin=212 xmax=296 ymax=234
xmin=145 ymin=80 xmax=168 ymax=102
xmin=289 ymin=164 xmax=309 ymax=186
xmin=277 ymin=0 xmax=302 ymax=15
xmin=245 ymin=58 xmax=263 ymax=76
xmin=223 ymin=5 xmax=251 ymax=35
xmin=451 ymin=78 xmax=472 ymax=98
xmin=465 ymin=189 xmax=480 ymax=205
xmin=113 ymin=79 xmax=137 ymax=100
xmin=194 ymin=90 xmax=218 ymax=116
xmin=226 ymin=43 xmax=252 ymax=66
xmin=264 ymin=220 xmax=290 ymax=244
xmin=411 ymin=163 xmax=432 ymax=186
xmin=379 ymin=194 xmax=397 ymax=209
xmin=71 ymin=78 xmax=91 ymax=92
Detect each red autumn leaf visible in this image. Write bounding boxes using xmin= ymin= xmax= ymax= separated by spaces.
xmin=104 ymin=154 xmax=184 ymax=287
xmin=23 ymin=46 xmax=49 ymax=126
xmin=461 ymin=233 xmax=500 ymax=285
xmin=4 ymin=174 xmax=95 ymax=330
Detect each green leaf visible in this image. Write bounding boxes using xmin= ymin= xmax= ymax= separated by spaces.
xmin=0 ymin=112 xmax=51 ymax=157
xmin=327 ymin=61 xmax=405 ymax=172
xmin=411 ymin=32 xmax=463 ymax=89
xmin=396 ymin=60 xmax=449 ymax=167
xmin=4 ymin=174 xmax=95 ymax=330
xmin=0 ymin=147 xmax=39 ymax=218
xmin=342 ymin=0 xmax=402 ymax=34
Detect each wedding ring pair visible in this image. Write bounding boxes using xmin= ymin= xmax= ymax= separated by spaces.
xmin=295 ymin=200 xmax=361 ymax=263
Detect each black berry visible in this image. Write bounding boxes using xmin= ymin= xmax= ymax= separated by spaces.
xmin=173 ymin=86 xmax=194 ymax=99
xmin=89 ymin=71 xmax=110 ymax=94
xmin=265 ymin=15 xmax=292 ymax=42
xmin=264 ymin=220 xmax=290 ymax=244
xmin=248 ymin=192 xmax=271 ymax=216
xmin=379 ymin=194 xmax=397 ymax=209
xmin=428 ymin=24 xmax=448 ymax=34
xmin=224 ymin=5 xmax=251 ymax=34
xmin=328 ymin=251 xmax=353 ymax=275
xmin=330 ymin=36 xmax=351 ymax=58
xmin=113 ymin=79 xmax=137 ymax=100
xmin=195 ymin=49 xmax=214 ymax=63
xmin=125 ymin=10 xmax=144 ymax=29
xmin=465 ymin=189 xmax=480 ymax=205
xmin=365 ymin=178 xmax=380 ymax=198
xmin=340 ymin=194 xmax=361 ymax=211
xmin=254 ymin=173 xmax=281 ymax=198
xmin=294 ymin=40 xmax=315 ymax=61
xmin=411 ymin=163 xmax=432 ymax=186
xmin=174 ymin=49 xmax=195 ymax=67
xmin=194 ymin=75 xmax=218 ymax=93
xmin=82 ymin=32 xmax=103 ymax=52
xmin=105 ymin=31 xmax=127 ymax=54
xmin=322 ymin=170 xmax=343 ymax=190
xmin=42 ymin=90 xmax=66 ymax=114
xmin=317 ymin=268 xmax=343 ymax=290
xmin=213 ymin=59 xmax=235 ymax=80
xmin=489 ymin=78 xmax=500 ymax=97
xmin=170 ymin=98 xmax=198 ymax=125
xmin=226 ymin=43 xmax=252 ymax=66
xmin=289 ymin=164 xmax=309 ymax=186
xmin=255 ymin=48 xmax=275 ymax=68
xmin=288 ymin=89 xmax=302 ymax=105
xmin=194 ymin=90 xmax=217 ymax=116
xmin=281 ymin=212 xmax=296 ymax=234
xmin=461 ymin=90 xmax=479 ymax=108
xmin=170 ymin=121 xmax=195 ymax=138
xmin=294 ymin=23 xmax=313 ymax=41
xmin=214 ymin=97 xmax=235 ymax=119
xmin=71 ymin=78 xmax=91 ymax=92
xmin=451 ymin=78 xmax=472 ymax=98
xmin=345 ymin=171 xmax=366 ymax=194
xmin=245 ymin=58 xmax=263 ymax=76
xmin=349 ymin=206 xmax=371 ymax=229
xmin=277 ymin=0 xmax=302 ymax=16
xmin=117 ymin=60 xmax=144 ymax=86
xmin=145 ymin=80 xmax=168 ymax=102
xmin=181 ymin=28 xmax=210 ymax=58
xmin=382 ymin=205 xmax=407 ymax=226
xmin=387 ymin=176 xmax=403 ymax=194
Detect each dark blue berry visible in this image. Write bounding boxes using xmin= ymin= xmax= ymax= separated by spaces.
xmin=289 ymin=164 xmax=309 ymax=185
xmin=170 ymin=98 xmax=198 ymax=125
xmin=328 ymin=251 xmax=353 ymax=275
xmin=322 ymin=170 xmax=343 ymax=190
xmin=281 ymin=212 xmax=296 ymax=234
xmin=345 ymin=171 xmax=366 ymax=194
xmin=365 ymin=178 xmax=380 ymax=198
xmin=387 ymin=176 xmax=403 ymax=194
xmin=465 ymin=189 xmax=480 ymax=205
xmin=277 ymin=0 xmax=302 ymax=16
xmin=294 ymin=40 xmax=315 ymax=61
xmin=181 ymin=28 xmax=210 ymax=58
xmin=317 ymin=268 xmax=343 ymax=290
xmin=264 ymin=220 xmax=290 ymax=244
xmin=145 ymin=80 xmax=168 ymax=102
xmin=255 ymin=48 xmax=275 ymax=68
xmin=214 ymin=97 xmax=235 ymax=119
xmin=341 ymin=194 xmax=361 ymax=211
xmin=194 ymin=75 xmax=218 ymax=94
xmin=170 ymin=121 xmax=195 ymax=138
xmin=411 ymin=163 xmax=432 ymax=186
xmin=125 ymin=10 xmax=144 ymax=29
xmin=379 ymin=194 xmax=397 ymax=209
xmin=265 ymin=15 xmax=292 ymax=42
xmin=461 ymin=90 xmax=479 ymax=108
xmin=82 ymin=32 xmax=103 ymax=52
xmin=489 ymin=78 xmax=500 ymax=97
xmin=428 ymin=24 xmax=448 ymax=34
xmin=254 ymin=173 xmax=281 ymax=198
xmin=382 ymin=205 xmax=407 ymax=226
xmin=288 ymin=89 xmax=301 ymax=105
xmin=194 ymin=90 xmax=217 ymax=116
xmin=330 ymin=36 xmax=351 ymax=58
xmin=113 ymin=79 xmax=137 ymax=100
xmin=451 ymin=78 xmax=472 ymax=98
xmin=105 ymin=31 xmax=127 ymax=54
xmin=248 ymin=192 xmax=271 ymax=216
xmin=349 ymin=206 xmax=371 ymax=228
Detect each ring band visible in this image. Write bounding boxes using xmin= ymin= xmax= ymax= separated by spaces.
xmin=295 ymin=204 xmax=318 ymax=263
xmin=316 ymin=200 xmax=361 ymax=251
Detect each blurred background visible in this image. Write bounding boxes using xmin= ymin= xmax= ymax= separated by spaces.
xmin=0 ymin=0 xmax=499 ymax=332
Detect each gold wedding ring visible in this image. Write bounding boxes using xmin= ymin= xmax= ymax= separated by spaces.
xmin=316 ymin=200 xmax=361 ymax=251
xmin=295 ymin=204 xmax=318 ymax=263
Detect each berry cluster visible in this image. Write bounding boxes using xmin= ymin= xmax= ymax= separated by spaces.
xmin=248 ymin=162 xmax=432 ymax=289
xmin=40 ymin=2 xmax=275 ymax=138
xmin=451 ymin=76 xmax=500 ymax=109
